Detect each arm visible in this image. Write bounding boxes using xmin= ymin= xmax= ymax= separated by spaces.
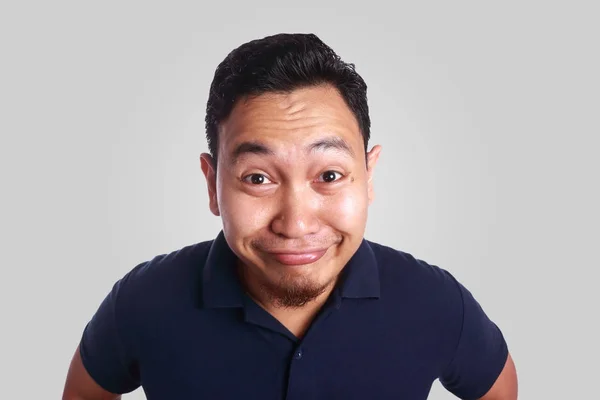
xmin=62 ymin=345 xmax=121 ymax=400
xmin=63 ymin=267 xmax=145 ymax=399
xmin=478 ymin=352 xmax=518 ymax=400
xmin=437 ymin=270 xmax=515 ymax=400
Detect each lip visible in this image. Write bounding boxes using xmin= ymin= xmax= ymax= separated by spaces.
xmin=266 ymin=248 xmax=328 ymax=266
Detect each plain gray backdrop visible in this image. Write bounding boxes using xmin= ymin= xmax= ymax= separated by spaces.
xmin=1 ymin=1 xmax=598 ymax=399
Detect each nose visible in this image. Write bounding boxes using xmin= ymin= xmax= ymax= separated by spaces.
xmin=270 ymin=186 xmax=320 ymax=239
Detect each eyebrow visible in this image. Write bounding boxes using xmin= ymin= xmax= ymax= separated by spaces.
xmin=307 ymin=137 xmax=355 ymax=157
xmin=231 ymin=141 xmax=275 ymax=160
xmin=230 ymin=136 xmax=355 ymax=165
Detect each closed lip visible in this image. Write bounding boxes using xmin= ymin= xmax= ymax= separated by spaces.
xmin=265 ymin=248 xmax=329 ymax=255
xmin=265 ymin=248 xmax=329 ymax=265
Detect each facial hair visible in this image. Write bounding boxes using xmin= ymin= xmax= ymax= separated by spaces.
xmin=258 ymin=272 xmax=334 ymax=308
xmin=242 ymin=233 xmax=344 ymax=308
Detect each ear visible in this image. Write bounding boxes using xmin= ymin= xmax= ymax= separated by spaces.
xmin=366 ymin=145 xmax=382 ymax=205
xmin=200 ymin=153 xmax=220 ymax=216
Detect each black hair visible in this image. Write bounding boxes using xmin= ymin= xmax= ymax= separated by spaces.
xmin=205 ymin=33 xmax=371 ymax=162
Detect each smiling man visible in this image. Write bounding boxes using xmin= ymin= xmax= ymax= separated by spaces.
xmin=63 ymin=33 xmax=517 ymax=399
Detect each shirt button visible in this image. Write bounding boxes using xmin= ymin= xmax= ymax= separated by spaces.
xmin=294 ymin=349 xmax=303 ymax=360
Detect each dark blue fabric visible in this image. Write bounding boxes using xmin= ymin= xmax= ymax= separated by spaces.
xmin=79 ymin=230 xmax=508 ymax=399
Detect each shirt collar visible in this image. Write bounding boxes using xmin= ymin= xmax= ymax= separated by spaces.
xmin=338 ymin=238 xmax=381 ymax=299
xmin=202 ymin=231 xmax=380 ymax=308
xmin=202 ymin=230 xmax=245 ymax=308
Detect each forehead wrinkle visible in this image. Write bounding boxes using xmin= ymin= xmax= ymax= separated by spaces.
xmin=242 ymin=94 xmax=344 ymax=123
xmin=220 ymin=86 xmax=363 ymax=164
xmin=235 ymin=112 xmax=356 ymax=134
xmin=224 ymin=118 xmax=361 ymax=164
xmin=277 ymin=97 xmax=308 ymax=116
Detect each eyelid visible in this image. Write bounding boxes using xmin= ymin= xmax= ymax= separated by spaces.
xmin=241 ymin=169 xmax=346 ymax=185
xmin=315 ymin=170 xmax=345 ymax=183
xmin=241 ymin=172 xmax=274 ymax=185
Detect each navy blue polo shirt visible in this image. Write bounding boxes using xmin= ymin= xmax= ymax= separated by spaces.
xmin=80 ymin=231 xmax=508 ymax=399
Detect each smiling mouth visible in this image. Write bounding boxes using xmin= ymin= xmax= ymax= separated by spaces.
xmin=265 ymin=248 xmax=329 ymax=265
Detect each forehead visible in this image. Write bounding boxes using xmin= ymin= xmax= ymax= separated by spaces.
xmin=218 ymin=85 xmax=363 ymax=156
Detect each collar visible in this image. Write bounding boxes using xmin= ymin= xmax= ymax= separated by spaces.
xmin=338 ymin=238 xmax=381 ymax=299
xmin=202 ymin=231 xmax=380 ymax=308
xmin=202 ymin=230 xmax=245 ymax=308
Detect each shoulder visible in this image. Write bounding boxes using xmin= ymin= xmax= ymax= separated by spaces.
xmin=367 ymin=240 xmax=465 ymax=327
xmin=365 ymin=240 xmax=470 ymax=369
xmin=111 ymin=239 xmax=213 ymax=312
xmin=368 ymin=240 xmax=462 ymax=296
xmin=127 ymin=239 xmax=212 ymax=284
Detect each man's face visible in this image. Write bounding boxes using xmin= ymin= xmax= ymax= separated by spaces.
xmin=201 ymin=84 xmax=381 ymax=308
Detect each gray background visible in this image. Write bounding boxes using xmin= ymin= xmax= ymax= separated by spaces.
xmin=1 ymin=1 xmax=598 ymax=399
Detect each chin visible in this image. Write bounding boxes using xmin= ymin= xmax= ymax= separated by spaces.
xmin=260 ymin=269 xmax=334 ymax=308
xmin=250 ymin=249 xmax=334 ymax=304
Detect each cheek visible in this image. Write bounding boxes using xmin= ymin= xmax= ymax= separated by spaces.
xmin=218 ymin=183 xmax=274 ymax=235
xmin=322 ymin=185 xmax=369 ymax=230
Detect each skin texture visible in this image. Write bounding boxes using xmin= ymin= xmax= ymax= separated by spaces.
xmin=62 ymin=345 xmax=121 ymax=400
xmin=480 ymin=353 xmax=518 ymax=400
xmin=62 ymin=83 xmax=517 ymax=399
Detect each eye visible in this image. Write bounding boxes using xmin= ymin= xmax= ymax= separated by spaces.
xmin=242 ymin=173 xmax=273 ymax=185
xmin=317 ymin=170 xmax=343 ymax=183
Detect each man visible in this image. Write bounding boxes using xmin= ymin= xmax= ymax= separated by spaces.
xmin=63 ymin=33 xmax=517 ymax=399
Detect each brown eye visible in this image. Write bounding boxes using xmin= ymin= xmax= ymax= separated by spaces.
xmin=242 ymin=173 xmax=272 ymax=185
xmin=318 ymin=171 xmax=343 ymax=183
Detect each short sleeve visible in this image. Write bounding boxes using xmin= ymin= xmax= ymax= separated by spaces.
xmin=79 ymin=268 xmax=142 ymax=394
xmin=439 ymin=273 xmax=509 ymax=400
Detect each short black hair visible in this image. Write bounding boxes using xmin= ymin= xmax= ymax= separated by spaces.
xmin=205 ymin=33 xmax=371 ymax=162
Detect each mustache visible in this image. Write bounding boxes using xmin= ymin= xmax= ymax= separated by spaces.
xmin=250 ymin=235 xmax=342 ymax=251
